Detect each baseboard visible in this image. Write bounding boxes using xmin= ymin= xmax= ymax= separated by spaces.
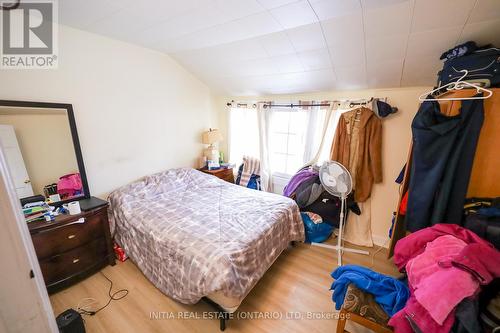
xmin=372 ymin=234 xmax=390 ymax=248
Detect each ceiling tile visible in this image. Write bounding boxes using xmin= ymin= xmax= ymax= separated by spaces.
xmin=117 ymin=0 xmax=199 ymax=24
xmin=215 ymin=0 xmax=265 ymax=20
xmin=270 ymin=0 xmax=318 ymax=29
xmin=258 ymin=31 xmax=296 ymax=56
xmin=257 ymin=0 xmax=301 ymax=10
xmin=406 ymin=27 xmax=462 ymax=59
xmin=411 ymin=0 xmax=476 ymax=33
xmin=458 ymin=18 xmax=500 ymax=46
xmin=367 ymin=59 xmax=403 ymax=88
xmin=138 ymin=3 xmax=227 ymax=44
xmin=322 ymin=13 xmax=364 ymax=46
xmin=59 ymin=0 xmax=123 ymax=29
xmin=234 ymin=12 xmax=282 ymax=38
xmin=329 ymin=44 xmax=365 ymax=67
xmin=365 ymin=33 xmax=407 ymax=64
xmin=264 ymin=70 xmax=336 ymax=94
xmin=335 ymin=65 xmax=368 ymax=90
xmin=164 ymin=20 xmax=245 ymax=52
xmin=86 ymin=8 xmax=181 ymax=44
xmin=233 ymin=58 xmax=281 ymax=76
xmin=361 ymin=0 xmax=412 ymax=10
xmin=468 ymin=0 xmax=500 ymax=23
xmin=273 ymin=54 xmax=305 ymax=73
xmin=309 ymin=0 xmax=361 ymax=21
xmin=201 ymin=38 xmax=269 ymax=62
xmin=401 ymin=55 xmax=441 ymax=86
xmin=363 ymin=0 xmax=413 ymax=39
xmin=287 ymin=23 xmax=327 ymax=51
xmin=297 ymin=48 xmax=332 ymax=70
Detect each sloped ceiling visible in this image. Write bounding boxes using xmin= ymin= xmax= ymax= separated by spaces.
xmin=60 ymin=0 xmax=500 ymax=95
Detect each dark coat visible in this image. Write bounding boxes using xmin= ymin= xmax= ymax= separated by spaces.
xmin=405 ymin=97 xmax=484 ymax=232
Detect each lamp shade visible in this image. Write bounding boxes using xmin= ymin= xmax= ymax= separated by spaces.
xmin=202 ymin=129 xmax=223 ymax=144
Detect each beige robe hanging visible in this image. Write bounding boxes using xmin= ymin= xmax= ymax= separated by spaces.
xmin=333 ymin=108 xmax=375 ymax=247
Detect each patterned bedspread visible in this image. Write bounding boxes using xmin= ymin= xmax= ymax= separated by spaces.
xmin=108 ymin=168 xmax=304 ymax=305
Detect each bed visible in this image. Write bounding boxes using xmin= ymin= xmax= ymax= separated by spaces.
xmin=108 ymin=168 xmax=304 ymax=327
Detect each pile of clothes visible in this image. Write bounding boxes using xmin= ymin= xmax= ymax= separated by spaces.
xmin=390 ymin=224 xmax=500 ymax=332
xmin=283 ymin=165 xmax=360 ymax=228
xmin=331 ymin=265 xmax=409 ymax=317
xmin=330 ymin=224 xmax=500 ymax=332
xmin=283 ymin=166 xmax=322 ymax=207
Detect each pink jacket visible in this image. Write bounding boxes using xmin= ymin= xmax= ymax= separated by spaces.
xmin=389 ymin=224 xmax=500 ymax=333
xmin=393 ymin=224 xmax=487 ymax=271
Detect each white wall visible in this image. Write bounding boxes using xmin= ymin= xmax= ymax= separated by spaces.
xmin=0 ymin=24 xmax=218 ymax=197
xmin=216 ymin=87 xmax=431 ymax=246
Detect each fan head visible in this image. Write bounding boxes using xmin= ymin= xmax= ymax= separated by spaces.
xmin=318 ymin=161 xmax=352 ymax=198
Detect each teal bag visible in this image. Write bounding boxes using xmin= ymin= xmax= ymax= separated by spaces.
xmin=300 ymin=212 xmax=333 ymax=243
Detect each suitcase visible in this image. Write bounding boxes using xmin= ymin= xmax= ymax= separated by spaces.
xmin=437 ymin=47 xmax=500 ymax=88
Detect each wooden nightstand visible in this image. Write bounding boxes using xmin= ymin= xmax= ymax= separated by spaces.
xmin=28 ymin=202 xmax=115 ymax=293
xmin=199 ymin=167 xmax=235 ymax=183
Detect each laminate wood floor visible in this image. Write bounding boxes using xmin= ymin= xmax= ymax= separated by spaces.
xmin=50 ymin=240 xmax=399 ymax=333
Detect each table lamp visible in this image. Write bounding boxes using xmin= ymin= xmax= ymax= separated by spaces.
xmin=202 ymin=128 xmax=222 ymax=168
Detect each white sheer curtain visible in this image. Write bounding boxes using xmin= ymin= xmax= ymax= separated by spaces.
xmin=228 ymin=105 xmax=259 ymax=165
xmin=228 ymin=101 xmax=349 ymax=193
xmin=316 ymin=103 xmax=352 ymax=164
xmin=303 ymin=104 xmax=333 ymax=167
xmin=257 ymin=102 xmax=272 ymax=192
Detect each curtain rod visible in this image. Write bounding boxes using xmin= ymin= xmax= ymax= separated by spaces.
xmin=264 ymin=103 xmax=331 ymax=108
xmin=226 ymin=97 xmax=378 ymax=108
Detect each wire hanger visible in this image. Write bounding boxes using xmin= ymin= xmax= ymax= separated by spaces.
xmin=418 ymin=70 xmax=493 ymax=102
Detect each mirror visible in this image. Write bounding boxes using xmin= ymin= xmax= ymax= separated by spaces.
xmin=0 ymin=101 xmax=89 ymax=204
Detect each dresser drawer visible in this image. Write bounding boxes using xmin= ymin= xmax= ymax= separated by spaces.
xmin=221 ymin=174 xmax=234 ymax=183
xmin=39 ymin=238 xmax=108 ymax=286
xmin=31 ymin=211 xmax=107 ymax=260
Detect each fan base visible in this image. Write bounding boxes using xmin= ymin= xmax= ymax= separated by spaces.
xmin=310 ymin=242 xmax=369 ymax=266
xmin=311 ymin=242 xmax=369 ymax=255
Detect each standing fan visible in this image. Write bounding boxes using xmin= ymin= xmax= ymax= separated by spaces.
xmin=311 ymin=161 xmax=369 ymax=266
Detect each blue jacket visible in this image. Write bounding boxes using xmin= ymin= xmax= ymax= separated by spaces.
xmin=330 ymin=265 xmax=409 ymax=317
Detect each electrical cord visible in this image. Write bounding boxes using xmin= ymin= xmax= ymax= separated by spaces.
xmin=77 ymin=271 xmax=128 ymax=316
xmin=369 ymin=238 xmax=390 ymax=269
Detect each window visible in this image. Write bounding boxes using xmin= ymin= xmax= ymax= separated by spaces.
xmin=268 ymin=109 xmax=308 ymax=175
xmin=228 ymin=103 xmax=342 ymax=179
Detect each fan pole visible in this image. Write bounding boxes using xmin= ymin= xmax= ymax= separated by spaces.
xmin=311 ymin=194 xmax=369 ymax=265
xmin=310 ymin=160 xmax=370 ymax=265
xmin=337 ymin=197 xmax=344 ymax=266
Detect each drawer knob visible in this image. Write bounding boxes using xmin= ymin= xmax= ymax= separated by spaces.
xmin=67 ymin=234 xmax=76 ymax=239
xmin=72 ymin=258 xmax=80 ymax=264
